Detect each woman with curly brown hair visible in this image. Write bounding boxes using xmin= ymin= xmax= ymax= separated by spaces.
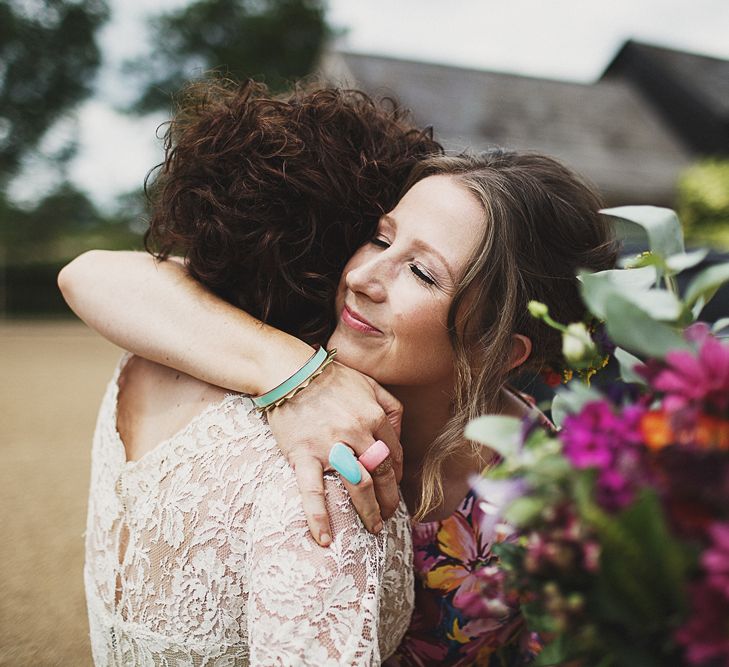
xmin=60 ymin=79 xmax=618 ymax=665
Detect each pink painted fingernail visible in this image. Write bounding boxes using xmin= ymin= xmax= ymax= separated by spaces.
xmin=320 ymin=532 xmax=331 ymax=546
xmin=373 ymin=522 xmax=383 ymax=534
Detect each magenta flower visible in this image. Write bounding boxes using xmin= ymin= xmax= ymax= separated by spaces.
xmin=562 ymin=401 xmax=646 ymax=512
xmin=703 ymin=522 xmax=729 ymax=599
xmin=642 ymin=329 xmax=729 ymax=415
xmin=562 ymin=401 xmax=622 ymax=469
xmin=562 ymin=402 xmax=644 ymax=469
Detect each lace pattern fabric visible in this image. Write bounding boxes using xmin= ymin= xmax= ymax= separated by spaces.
xmin=84 ymin=353 xmax=414 ymax=666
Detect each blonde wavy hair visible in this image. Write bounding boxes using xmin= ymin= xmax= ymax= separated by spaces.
xmin=405 ymin=150 xmax=619 ymax=521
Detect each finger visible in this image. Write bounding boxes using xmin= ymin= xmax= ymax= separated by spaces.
xmin=341 ymin=464 xmax=383 ymax=534
xmin=358 ymin=441 xmax=400 ymax=521
xmin=291 ymin=454 xmax=333 ymax=547
xmin=367 ymin=379 xmax=404 ymax=483
xmin=371 ymin=416 xmax=404 ymax=485
xmin=369 ymin=458 xmax=400 ymax=521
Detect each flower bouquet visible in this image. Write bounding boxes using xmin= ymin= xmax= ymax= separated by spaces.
xmin=467 ymin=207 xmax=729 ymax=666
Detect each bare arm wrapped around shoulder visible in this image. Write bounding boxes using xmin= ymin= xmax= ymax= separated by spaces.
xmin=57 ymin=250 xmax=404 ymax=545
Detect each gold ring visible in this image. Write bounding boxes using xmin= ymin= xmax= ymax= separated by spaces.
xmin=372 ymin=457 xmax=393 ymax=476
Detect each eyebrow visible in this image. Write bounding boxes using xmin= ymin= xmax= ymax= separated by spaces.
xmin=381 ymin=214 xmax=456 ymax=281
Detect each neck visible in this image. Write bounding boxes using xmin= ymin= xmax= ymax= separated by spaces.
xmin=387 ymin=381 xmax=481 ymax=516
xmin=390 ymin=382 xmax=452 ymax=470
xmin=388 ymin=383 xmax=528 ymax=521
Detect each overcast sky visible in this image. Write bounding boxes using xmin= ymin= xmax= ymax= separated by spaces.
xmin=13 ymin=0 xmax=729 ymax=209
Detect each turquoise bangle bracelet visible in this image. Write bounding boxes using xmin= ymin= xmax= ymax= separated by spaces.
xmin=252 ymin=346 xmax=328 ymax=409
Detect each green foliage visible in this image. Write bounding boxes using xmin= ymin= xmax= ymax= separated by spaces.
xmin=575 ymin=205 xmax=729 ymax=364
xmin=128 ymin=0 xmax=331 ymax=113
xmin=464 ymin=415 xmax=522 ymax=459
xmin=676 ymin=158 xmax=729 ymax=249
xmin=601 ymin=206 xmax=684 ymax=263
xmin=0 ymin=184 xmax=144 ymax=315
xmin=0 ymin=0 xmax=109 ymax=185
xmin=0 ymin=183 xmax=143 ymax=265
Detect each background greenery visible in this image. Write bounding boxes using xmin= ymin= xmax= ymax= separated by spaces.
xmin=676 ymin=158 xmax=729 ymax=250
xmin=0 ymin=0 xmax=329 ymax=315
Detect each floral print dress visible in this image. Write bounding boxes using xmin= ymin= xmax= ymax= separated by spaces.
xmin=383 ymin=492 xmax=539 ymax=666
xmin=385 ymin=392 xmax=551 ymax=667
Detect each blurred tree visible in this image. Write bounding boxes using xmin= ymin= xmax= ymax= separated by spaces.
xmin=0 ymin=181 xmax=142 ymax=262
xmin=0 ymin=0 xmax=111 ymax=314
xmin=128 ymin=0 xmax=331 ymax=113
xmin=676 ymin=158 xmax=729 ymax=249
xmin=0 ymin=0 xmax=109 ymax=189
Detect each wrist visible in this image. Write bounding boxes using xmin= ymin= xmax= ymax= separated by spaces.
xmin=252 ymin=328 xmax=317 ymax=397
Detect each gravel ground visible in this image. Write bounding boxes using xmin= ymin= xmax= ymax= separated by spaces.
xmin=1 ymin=320 xmax=124 ymax=666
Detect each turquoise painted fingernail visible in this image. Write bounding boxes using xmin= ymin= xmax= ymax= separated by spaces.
xmin=329 ymin=442 xmax=362 ymax=485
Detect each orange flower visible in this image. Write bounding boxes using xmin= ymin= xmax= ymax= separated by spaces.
xmin=640 ymin=410 xmax=675 ymax=451
xmin=694 ymin=415 xmax=729 ymax=450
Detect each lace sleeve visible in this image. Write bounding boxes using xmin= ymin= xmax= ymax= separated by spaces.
xmin=246 ymin=469 xmax=411 ymax=666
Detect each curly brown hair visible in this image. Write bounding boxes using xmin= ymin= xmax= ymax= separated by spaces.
xmin=144 ymin=78 xmax=443 ymax=343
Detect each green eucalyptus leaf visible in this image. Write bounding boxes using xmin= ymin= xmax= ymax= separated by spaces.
xmin=618 ymin=252 xmax=663 ymax=270
xmin=579 ymin=268 xmax=657 ymax=320
xmin=464 ymin=415 xmax=521 ymax=459
xmin=684 ymin=261 xmax=729 ymax=309
xmin=665 ymin=248 xmax=709 ymax=273
xmin=587 ymin=266 xmax=658 ymax=289
xmin=624 ymin=289 xmax=683 ymax=321
xmin=691 ymin=295 xmax=706 ymax=320
xmin=712 ymin=317 xmax=729 ymax=335
xmin=527 ymin=453 xmax=571 ymax=482
xmin=601 ymin=206 xmax=685 ymax=258
xmin=614 ymin=347 xmax=645 ymax=384
xmin=503 ymin=496 xmax=545 ymax=526
xmin=604 ymin=294 xmax=690 ymax=358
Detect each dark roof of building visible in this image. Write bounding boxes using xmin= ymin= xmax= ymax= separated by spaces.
xmin=603 ymin=41 xmax=729 ymax=153
xmin=320 ymin=50 xmax=691 ymax=204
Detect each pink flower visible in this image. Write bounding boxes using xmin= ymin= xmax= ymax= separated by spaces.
xmin=643 ymin=331 xmax=729 ymax=415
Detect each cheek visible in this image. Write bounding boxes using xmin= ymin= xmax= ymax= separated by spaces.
xmin=391 ymin=296 xmax=454 ymax=370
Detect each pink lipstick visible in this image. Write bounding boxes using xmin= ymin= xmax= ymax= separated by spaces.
xmin=341 ymin=305 xmax=382 ymax=335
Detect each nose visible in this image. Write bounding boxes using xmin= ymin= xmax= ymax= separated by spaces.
xmin=344 ymin=253 xmax=387 ymax=303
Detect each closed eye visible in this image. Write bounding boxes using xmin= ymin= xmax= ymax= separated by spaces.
xmin=370 ymin=236 xmax=437 ymax=286
xmin=410 ymin=264 xmax=436 ymax=285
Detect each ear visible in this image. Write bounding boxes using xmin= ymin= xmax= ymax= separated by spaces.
xmin=509 ymin=334 xmax=532 ymax=370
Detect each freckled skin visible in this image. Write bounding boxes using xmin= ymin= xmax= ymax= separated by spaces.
xmin=328 ymin=175 xmax=485 ymax=390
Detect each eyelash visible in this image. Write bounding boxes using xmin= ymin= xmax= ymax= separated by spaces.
xmin=369 ymin=237 xmax=436 ymax=286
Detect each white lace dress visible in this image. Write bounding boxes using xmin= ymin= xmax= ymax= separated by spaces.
xmin=84 ymin=354 xmax=414 ymax=666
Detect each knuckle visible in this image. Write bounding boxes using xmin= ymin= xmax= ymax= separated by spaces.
xmin=302 ymin=486 xmax=326 ymax=499
xmin=358 ymin=477 xmax=374 ymax=493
